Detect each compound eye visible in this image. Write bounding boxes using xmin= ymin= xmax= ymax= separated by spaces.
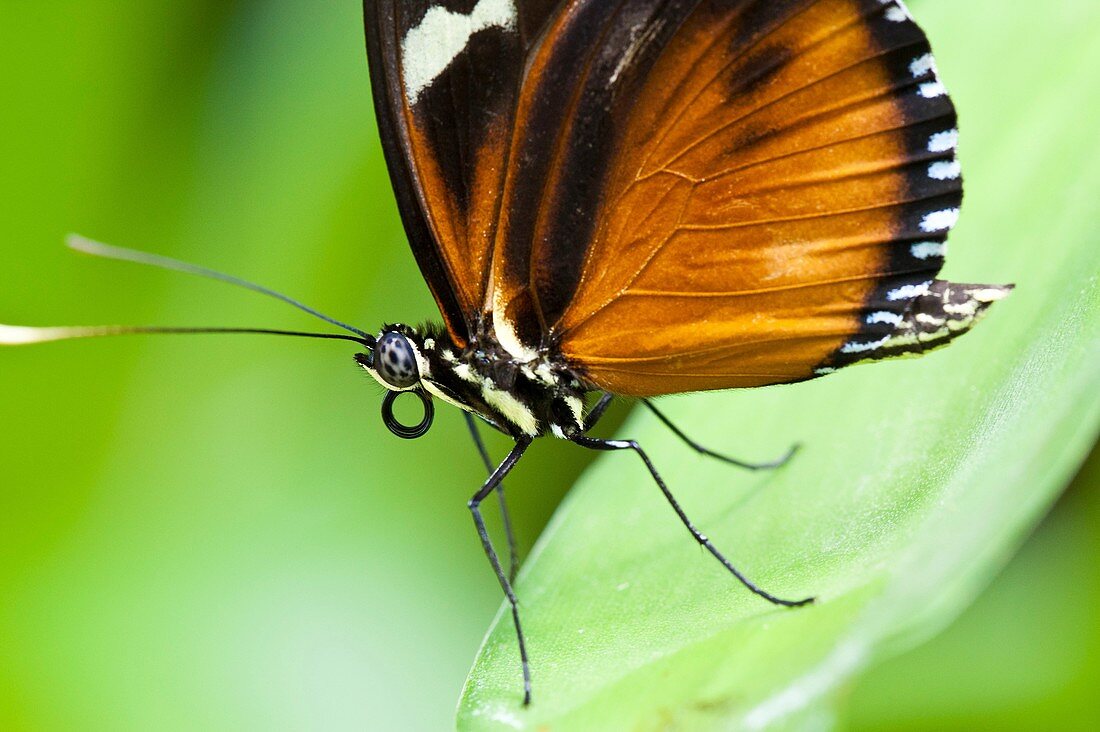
xmin=375 ymin=331 xmax=420 ymax=389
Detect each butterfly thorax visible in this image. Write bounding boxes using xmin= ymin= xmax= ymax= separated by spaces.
xmin=357 ymin=322 xmax=587 ymax=440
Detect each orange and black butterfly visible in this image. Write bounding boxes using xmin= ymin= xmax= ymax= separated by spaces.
xmin=359 ymin=0 xmax=1009 ymax=701
xmin=3 ymin=0 xmax=1010 ymax=705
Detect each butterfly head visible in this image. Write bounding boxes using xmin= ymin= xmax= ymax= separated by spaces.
xmin=369 ymin=329 xmax=422 ymax=389
xmin=354 ymin=324 xmax=438 ymax=440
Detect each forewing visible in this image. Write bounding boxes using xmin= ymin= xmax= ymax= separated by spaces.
xmin=489 ymin=0 xmax=999 ymax=395
xmin=364 ymin=1 xmax=557 ymax=345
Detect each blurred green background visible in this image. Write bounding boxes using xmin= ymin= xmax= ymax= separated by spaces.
xmin=0 ymin=2 xmax=1095 ymax=730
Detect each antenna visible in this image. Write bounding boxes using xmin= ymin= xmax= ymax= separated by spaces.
xmin=0 ymin=235 xmax=376 ymax=349
xmin=66 ymin=235 xmax=375 ymax=343
xmin=0 ymin=324 xmax=371 ymax=347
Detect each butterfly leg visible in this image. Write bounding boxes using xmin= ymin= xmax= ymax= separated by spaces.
xmin=464 ymin=412 xmax=520 ymax=584
xmin=641 ymin=399 xmax=799 ymax=470
xmin=468 ymin=436 xmax=535 ymax=705
xmin=584 ymin=392 xmax=615 ymax=431
xmin=570 ymin=434 xmax=813 ymax=608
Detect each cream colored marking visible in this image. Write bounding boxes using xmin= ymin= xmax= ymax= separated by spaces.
xmin=452 ymin=362 xmax=480 ymax=384
xmin=491 ymin=292 xmax=540 ymax=362
xmin=564 ymin=395 xmax=584 ymax=426
xmin=867 ymin=311 xmax=903 ymax=326
xmin=915 ymin=312 xmax=946 ymax=326
xmin=972 ymin=288 xmax=1011 ymax=302
xmin=401 ymin=0 xmax=516 ymax=105
xmin=884 ymin=331 xmax=920 ymax=349
xmin=407 ymin=337 xmax=432 ymax=379
xmin=361 ymin=364 xmax=413 ymax=393
xmin=917 ymin=326 xmax=951 ymax=343
xmin=534 ymin=362 xmax=557 ymax=386
xmin=910 ymin=241 xmax=946 ymax=260
xmin=943 ymin=300 xmax=979 ymax=316
xmin=887 ymin=281 xmax=932 ymax=301
xmin=481 ymin=379 xmax=539 ymax=435
xmin=841 ymin=337 xmax=888 ymax=354
xmin=423 ymin=379 xmax=474 ymax=414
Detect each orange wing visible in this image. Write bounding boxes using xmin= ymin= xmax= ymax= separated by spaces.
xmin=487 ymin=0 xmax=1007 ymax=395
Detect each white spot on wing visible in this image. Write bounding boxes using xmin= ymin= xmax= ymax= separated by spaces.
xmin=910 ymin=241 xmax=946 ymax=260
xmin=918 ymin=81 xmax=947 ymax=98
xmin=920 ymin=208 xmax=960 ymax=232
xmin=885 ymin=6 xmax=909 ymax=22
xmin=842 ymin=337 xmax=889 ymax=354
xmin=887 ymin=281 xmax=932 ymax=301
xmin=401 ymin=0 xmax=516 ymax=105
xmin=491 ymin=288 xmax=540 ymax=362
xmin=909 ymin=53 xmax=936 ymax=78
xmin=928 ymin=160 xmax=961 ymax=180
xmin=915 ymin=312 xmax=946 ymax=326
xmin=972 ymin=287 xmax=1012 ymax=302
xmin=943 ymin=300 xmax=979 ymax=317
xmin=928 ymin=129 xmax=959 ymax=153
xmin=494 ymin=312 xmax=539 ymax=362
xmin=867 ymin=311 xmax=903 ymax=326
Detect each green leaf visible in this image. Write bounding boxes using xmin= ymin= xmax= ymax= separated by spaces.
xmin=458 ymin=1 xmax=1100 ymax=729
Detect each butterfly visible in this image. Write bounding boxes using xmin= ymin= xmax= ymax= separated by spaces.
xmin=2 ymin=0 xmax=1010 ymax=706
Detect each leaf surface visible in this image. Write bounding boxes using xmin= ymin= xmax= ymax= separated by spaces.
xmin=458 ymin=1 xmax=1100 ymax=728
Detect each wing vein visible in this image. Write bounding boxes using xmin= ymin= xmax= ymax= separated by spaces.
xmin=638 ymin=0 xmax=829 ymax=174
xmin=676 ymin=193 xmax=954 ymax=232
xmin=662 ymin=34 xmax=929 ymax=174
xmin=621 ymin=265 xmax=937 ymax=300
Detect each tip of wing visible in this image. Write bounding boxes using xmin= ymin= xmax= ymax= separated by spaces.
xmin=818 ymin=280 xmax=1012 ymax=373
xmin=967 ymin=283 xmax=1015 ymax=303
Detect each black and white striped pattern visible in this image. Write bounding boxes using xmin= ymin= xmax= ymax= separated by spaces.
xmin=817 ymin=280 xmax=1012 ymax=373
xmin=817 ymin=0 xmax=982 ymax=374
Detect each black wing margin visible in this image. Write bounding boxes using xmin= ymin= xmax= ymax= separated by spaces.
xmin=363 ymin=1 xmax=558 ymax=346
